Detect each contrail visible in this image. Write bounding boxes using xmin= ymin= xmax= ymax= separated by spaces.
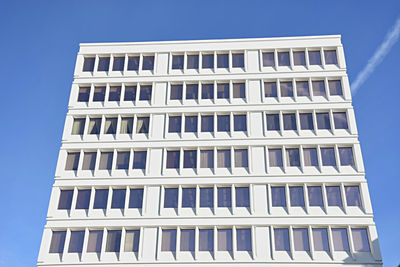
xmin=351 ymin=16 xmax=400 ymax=95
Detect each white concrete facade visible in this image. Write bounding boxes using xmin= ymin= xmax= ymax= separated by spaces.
xmin=38 ymin=35 xmax=382 ymax=266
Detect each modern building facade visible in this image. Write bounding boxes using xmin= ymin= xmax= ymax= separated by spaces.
xmin=38 ymin=35 xmax=382 ymax=267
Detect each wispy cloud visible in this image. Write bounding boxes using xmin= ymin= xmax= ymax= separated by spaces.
xmin=351 ymin=16 xmax=400 ymax=95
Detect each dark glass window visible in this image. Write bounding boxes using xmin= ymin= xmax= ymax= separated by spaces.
xmin=262 ymin=52 xmax=275 ymax=67
xmin=183 ymin=150 xmax=197 ymax=168
xmin=339 ymin=147 xmax=354 ymax=166
xmin=170 ymin=85 xmax=183 ymax=100
xmin=72 ymin=118 xmax=85 ymax=135
xmin=326 ymin=186 xmax=342 ymax=206
xmin=182 ymin=188 xmax=196 ymax=208
xmin=142 ymin=56 xmax=154 ymax=70
xmin=296 ymin=81 xmax=310 ymax=96
xmin=186 ymin=84 xmax=198 ymax=99
xmin=166 ymin=151 xmax=180 ymax=169
xmin=124 ymin=85 xmax=136 ymax=101
xmin=217 ymin=83 xmax=229 ymax=99
xmin=108 ymin=86 xmax=121 ymax=101
xmin=274 ymin=228 xmax=290 ymax=251
xmin=116 ymin=151 xmax=130 ymax=170
xmin=58 ymin=190 xmax=73 ymax=210
xmin=333 ymin=112 xmax=348 ymax=129
xmin=200 ymin=187 xmax=213 ymax=208
xmin=93 ymin=86 xmax=106 ymax=102
xmin=133 ymin=151 xmax=147 ymax=169
xmin=237 ymin=229 xmax=251 ymax=251
xmin=232 ymin=53 xmax=244 ymax=68
xmin=332 ymin=228 xmax=349 ymax=251
xmin=112 ymin=57 xmax=125 ymax=71
xmin=139 ymin=85 xmax=152 ymax=101
xmin=200 ymin=150 xmax=214 ymax=168
xmin=104 ymin=118 xmax=117 ymax=134
xmin=300 ymin=113 xmax=314 ymax=130
xmin=82 ymin=57 xmax=95 ymax=72
xmin=201 ymin=84 xmax=214 ymax=99
xmin=199 ymin=229 xmax=213 ymax=251
xmin=217 ymin=115 xmax=230 ymax=132
xmin=187 ymin=55 xmax=199 ymax=69
xmin=218 ymin=187 xmax=231 ymax=207
xmin=169 ymin=116 xmax=182 ymax=133
xmin=97 ymin=57 xmax=110 ymax=71
xmin=328 ymin=80 xmax=343 ymax=96
xmin=185 ymin=116 xmax=197 ymax=132
xmin=283 ymin=113 xmax=297 ymax=130
xmin=303 ymin=148 xmax=318 ymax=166
xmin=313 ymin=228 xmax=330 ymax=251
xmin=324 ymin=50 xmax=338 ymax=65
xmin=289 ymin=186 xmax=305 ymax=207
xmin=264 ymin=82 xmax=277 ymax=97
xmin=201 ymin=115 xmax=214 ymax=132
xmin=164 ymin=188 xmax=178 ymax=208
xmin=78 ymin=87 xmax=90 ymax=102
xmin=93 ymin=189 xmax=108 ymax=209
xmin=127 ymin=56 xmax=139 ymax=71
xmin=321 ymin=148 xmax=336 ymax=166
xmin=49 ymin=231 xmax=66 ymax=253
xmin=161 ymin=229 xmax=176 ymax=251
xmin=293 ymin=228 xmax=309 ymax=251
xmin=111 ymin=189 xmax=126 ymax=209
xmin=68 ymin=231 xmax=85 ymax=253
xmin=65 ymin=152 xmax=80 ymax=171
xmin=236 ymin=187 xmax=250 ymax=207
xmin=345 ymin=186 xmax=361 ymax=207
xmin=124 ymin=230 xmax=140 ymax=252
xmin=234 ymin=115 xmax=246 ymax=131
xmin=352 ymin=228 xmax=370 ymax=252
xmin=234 ymin=149 xmax=248 ymax=168
xmin=75 ymin=189 xmax=91 ymax=209
xmin=267 ymin=114 xmax=280 ymax=131
xmin=293 ymin=51 xmax=306 ymax=66
xmin=136 ymin=117 xmax=149 ymax=134
xmin=286 ymin=148 xmax=300 ymax=167
xmin=217 ymin=150 xmax=231 ymax=168
xmin=217 ymin=54 xmax=229 ymax=68
xmin=278 ymin=52 xmax=290 ymax=66
xmin=82 ymin=152 xmax=96 ymax=170
xmin=218 ymin=229 xmax=232 ymax=251
xmin=202 ymin=54 xmax=214 ymax=69
xmin=308 ymin=186 xmax=323 ymax=207
xmin=99 ymin=152 xmax=113 ymax=170
xmin=312 ymin=81 xmax=326 ymax=97
xmin=129 ymin=188 xmax=144 ymax=208
xmin=233 ymin=83 xmax=245 ymax=99
xmin=172 ymin=55 xmax=184 ymax=70
xmin=106 ymin=230 xmax=122 ymax=252
xmin=180 ymin=229 xmax=195 ymax=251
xmin=268 ymin=149 xmax=283 ymax=167
xmin=316 ymin=113 xmax=331 ymax=130
xmin=120 ymin=117 xmax=133 ymax=134
xmin=309 ymin=51 xmax=322 ymax=65
xmin=280 ymin=81 xmax=293 ymax=97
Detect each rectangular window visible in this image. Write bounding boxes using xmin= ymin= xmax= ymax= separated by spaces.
xmin=283 ymin=113 xmax=297 ymax=130
xmin=93 ymin=189 xmax=108 ymax=209
xmin=72 ymin=118 xmax=85 ymax=135
xmin=262 ymin=52 xmax=275 ymax=67
xmin=68 ymin=231 xmax=85 ymax=253
xmin=111 ymin=189 xmax=126 ymax=209
xmin=217 ymin=54 xmax=229 ymax=68
xmin=202 ymin=54 xmax=214 ymax=69
xmin=127 ymin=56 xmax=139 ymax=71
xmin=49 ymin=231 xmax=66 ymax=253
xmin=324 ymin=50 xmax=338 ymax=65
xmin=124 ymin=230 xmax=140 ymax=252
xmin=234 ymin=149 xmax=248 ymax=168
xmin=104 ymin=118 xmax=117 ymax=134
xmin=233 ymin=83 xmax=245 ymax=99
xmin=93 ymin=86 xmax=106 ymax=102
xmin=106 ymin=230 xmax=121 ymax=252
xmin=326 ymin=186 xmax=342 ymax=207
xmin=217 ymin=115 xmax=230 ymax=132
xmin=97 ymin=57 xmax=110 ymax=71
xmin=78 ymin=87 xmax=90 ymax=102
xmin=236 ymin=187 xmax=250 ymax=207
xmin=185 ymin=116 xmax=197 ymax=132
xmin=300 ymin=113 xmax=314 ymax=130
xmin=129 ymin=188 xmax=144 ymax=208
xmin=183 ymin=150 xmax=197 ymax=168
xmin=308 ymin=186 xmax=323 ymax=207
xmin=166 ymin=151 xmax=180 ymax=169
xmin=266 ymin=114 xmax=280 ymax=131
xmin=199 ymin=229 xmax=213 ymax=251
xmin=136 ymin=117 xmax=149 ymax=134
xmin=352 ymin=229 xmax=370 ymax=252
xmin=201 ymin=115 xmax=214 ymax=132
xmin=345 ymin=186 xmax=361 ymax=207
xmin=182 ymin=188 xmax=196 ymax=208
xmin=269 ymin=149 xmax=283 ymax=167
xmin=187 ymin=55 xmax=199 ymax=69
xmin=132 ymin=151 xmax=146 ymax=170
xmin=286 ymin=148 xmax=300 ymax=167
xmin=321 ymin=148 xmax=336 ymax=166
xmin=217 ymin=83 xmax=229 ymax=99
xmin=161 ymin=229 xmax=176 ymax=251
xmin=278 ymin=52 xmax=290 ymax=66
xmin=218 ymin=187 xmax=231 ymax=207
xmin=180 ymin=229 xmax=195 ymax=251
xmin=309 ymin=51 xmax=322 ymax=65
xmin=289 ymin=186 xmax=305 ymax=207
xmin=65 ymin=152 xmax=80 ymax=171
xmin=108 ymin=86 xmax=121 ymax=101
xmin=82 ymin=57 xmax=95 ymax=72
xmin=112 ymin=57 xmax=125 ymax=71
xmin=328 ymin=80 xmax=343 ymax=96
xmin=142 ymin=56 xmax=154 ymax=70
xmin=234 ymin=115 xmax=246 ymax=131
xmin=312 ymin=228 xmax=329 ymax=251
xmin=339 ymin=147 xmax=354 ymax=166
xmin=200 ymin=187 xmax=213 ymax=208
xmin=217 ymin=149 xmax=231 ymax=168
xmin=232 ymin=53 xmax=244 ymax=68
xmin=333 ymin=112 xmax=348 ymax=129
xmin=124 ymin=85 xmax=136 ymax=101
xmin=75 ymin=189 xmax=91 ymax=209
xmin=58 ymin=190 xmax=73 ymax=210
xmin=264 ymin=82 xmax=277 ymax=97
xmin=82 ymin=152 xmax=96 ymax=170
xmin=99 ymin=152 xmax=113 ymax=170
xmin=271 ymin=187 xmax=286 ymax=207
xmin=87 ymin=230 xmax=103 ymax=252
xmin=218 ymin=229 xmax=232 ymax=251
xmin=200 ymin=150 xmax=214 ymax=168
xmin=116 ymin=151 xmax=130 ymax=170
xmin=274 ymin=228 xmax=290 ymax=251
xmin=120 ymin=117 xmax=133 ymax=134
xmin=186 ymin=84 xmax=198 ymax=99
xmin=280 ymin=81 xmax=293 ymax=97
xmin=316 ymin=113 xmax=331 ymax=130
xmin=139 ymin=85 xmax=152 ymax=101
xmin=293 ymin=228 xmax=309 ymax=251
xmin=312 ymin=81 xmax=326 ymax=96
xmin=293 ymin=51 xmax=306 ymax=66
xmin=88 ymin=118 xmax=101 ymax=134
xmin=237 ymin=229 xmax=251 ymax=251
xmin=172 ymin=55 xmax=184 ymax=70
xmin=303 ymin=148 xmax=318 ymax=166
xmin=332 ymin=228 xmax=349 ymax=251
xmin=164 ymin=188 xmax=178 ymax=208
xmin=296 ymin=81 xmax=310 ymax=96
xmin=201 ymin=83 xmax=214 ymax=99
xmin=170 ymin=84 xmax=183 ymax=100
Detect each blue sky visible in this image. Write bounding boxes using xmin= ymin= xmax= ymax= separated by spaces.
xmin=0 ymin=1 xmax=399 ymax=266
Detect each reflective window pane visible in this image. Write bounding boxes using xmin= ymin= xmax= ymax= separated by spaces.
xmin=217 ymin=115 xmax=230 ymax=132
xmin=127 ymin=56 xmax=139 ymax=71
xmin=333 ymin=112 xmax=348 ymax=129
xmin=172 ymin=55 xmax=184 ymax=70
xmin=274 ymin=228 xmax=290 ymax=251
xmin=293 ymin=228 xmax=309 ymax=251
xmin=83 ymin=57 xmax=95 ymax=72
xmin=133 ymin=151 xmax=147 ymax=169
xmin=218 ymin=187 xmax=231 ymax=207
xmin=233 ymin=83 xmax=245 ymax=99
xmin=93 ymin=86 xmax=105 ymax=102
xmin=99 ymin=152 xmax=113 ymax=170
xmin=264 ymin=82 xmax=277 ymax=97
xmin=68 ymin=231 xmax=85 ymax=253
xmin=236 ymin=187 xmax=250 ymax=207
xmin=200 ymin=187 xmax=213 ymax=208
xmin=278 ymin=52 xmax=290 ymax=66
xmin=321 ymin=148 xmax=336 ymax=166
xmin=326 ymin=186 xmax=342 ymax=207
xmin=283 ymin=113 xmax=297 ymax=130
xmin=49 ymin=231 xmax=66 ymax=253
xmin=97 ymin=57 xmax=110 ymax=71
xmin=201 ymin=83 xmax=214 ymax=99
xmin=93 ymin=189 xmax=108 ymax=209
xmin=168 ymin=116 xmax=181 ymax=133
xmin=87 ymin=230 xmax=103 ymax=252
xmin=293 ymin=51 xmax=306 ymax=66
xmin=296 ymin=81 xmax=310 ymax=96
xmin=164 ymin=188 xmax=178 ymax=208
xmin=124 ymin=230 xmax=140 ymax=252
xmin=267 ymin=114 xmax=280 ymax=131
xmin=269 ymin=149 xmax=283 ymax=167
xmin=345 ymin=186 xmax=361 ymax=207
xmin=309 ymin=51 xmax=322 ymax=65
xmin=120 ymin=117 xmax=133 ymax=134
xmin=324 ymin=50 xmax=338 ymax=65
xmin=65 ymin=152 xmax=80 ymax=171
xmin=201 ymin=115 xmax=214 ymax=132
xmin=300 ymin=113 xmax=314 ymax=130
xmin=75 ymin=189 xmax=91 ymax=209
xmin=72 ymin=118 xmax=85 ymax=135
xmin=116 ymin=151 xmax=130 ymax=170
xmin=312 ymin=81 xmax=326 ymax=96
xmin=200 ymin=150 xmax=214 ymax=168
xmin=308 ymin=186 xmax=323 ymax=207
xmin=332 ymin=228 xmax=349 ymax=251
xmin=316 ymin=113 xmax=331 ymax=130
xmin=232 ymin=53 xmax=244 ymax=68
xmin=142 ymin=56 xmax=154 ymax=70
xmin=161 ymin=229 xmax=176 ymax=251
xmin=234 ymin=115 xmax=246 ymax=131
xmin=58 ymin=190 xmax=73 ymax=210
xmin=339 ymin=147 xmax=354 ymax=166
xmin=111 ymin=189 xmax=126 ymax=209
xmin=312 ymin=228 xmax=329 ymax=251
xmin=217 ymin=83 xmax=229 ymax=99
xmin=234 ymin=149 xmax=248 ymax=168
xmin=183 ymin=150 xmax=197 ymax=168
xmin=166 ymin=151 xmax=180 ymax=169
xmin=186 ymin=84 xmax=198 ymax=99
xmin=104 ymin=118 xmax=117 ymax=134
xmin=88 ymin=118 xmax=101 ymax=134
xmin=139 ymin=85 xmax=152 ymax=101
xmin=187 ymin=55 xmax=199 ymax=69
xmin=352 ymin=228 xmax=370 ymax=252
xmin=290 ymin=186 xmax=305 ymax=207
xmin=129 ymin=188 xmax=144 ymax=208
xmin=218 ymin=229 xmax=232 ymax=251
xmin=286 ymin=148 xmax=300 ymax=167
xmin=136 ymin=117 xmax=149 ymax=134
xmin=180 ymin=229 xmax=195 ymax=251
xmin=328 ymin=80 xmax=343 ymax=96
xmin=271 ymin=187 xmax=286 ymax=207
xmin=112 ymin=57 xmax=125 ymax=71
xmin=170 ymin=85 xmax=183 ymax=100
xmin=106 ymin=230 xmax=121 ymax=252
xmin=199 ymin=229 xmax=213 ymax=251
xmin=182 ymin=188 xmax=196 ymax=208
xmin=78 ymin=87 xmax=90 ymax=102
xmin=280 ymin=81 xmax=293 ymax=97
xmin=217 ymin=149 xmax=231 ymax=168
xmin=217 ymin=54 xmax=229 ymax=68
xmin=185 ymin=116 xmax=197 ymax=132
xmin=202 ymin=54 xmax=214 ymax=69
xmin=237 ymin=229 xmax=251 ymax=251
xmin=303 ymin=148 xmax=318 ymax=166
xmin=262 ymin=52 xmax=275 ymax=67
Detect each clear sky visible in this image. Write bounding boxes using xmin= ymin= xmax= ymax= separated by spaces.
xmin=0 ymin=1 xmax=399 ymax=266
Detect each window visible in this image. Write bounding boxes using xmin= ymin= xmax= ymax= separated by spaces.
xmin=333 ymin=112 xmax=348 ymax=129
xmin=345 ymin=186 xmax=361 ymax=207
xmin=82 ymin=152 xmax=96 ymax=170
xmin=183 ymin=150 xmax=197 ymax=168
xmin=186 ymin=84 xmax=198 ymax=99
xmin=68 ymin=231 xmax=85 ymax=253
xmin=300 ymin=113 xmax=314 ymax=130
xmin=133 ymin=151 xmax=147 ymax=169
xmin=316 ymin=113 xmax=331 ymax=130
xmin=217 ymin=54 xmax=229 ymax=68
xmin=339 ymin=147 xmax=354 ymax=166
xmin=65 ymin=152 xmax=79 ymax=171
xmin=232 ymin=53 xmax=244 ymax=68
xmin=99 ymin=151 xmax=113 ymax=170
xmin=125 ymin=230 xmax=140 ymax=252
xmin=182 ymin=188 xmax=196 ymax=208
xmin=164 ymin=188 xmax=178 ymax=208
xmin=111 ymin=189 xmax=126 ymax=209
xmin=309 ymin=51 xmax=322 ymax=65
xmin=142 ymin=56 xmax=154 ymax=70
xmin=290 ymin=186 xmax=304 ymax=207
xmin=269 ymin=149 xmax=283 ymax=167
xmin=168 ymin=116 xmax=181 ymax=133
xmin=200 ymin=150 xmax=213 ymax=168
xmin=75 ymin=189 xmax=91 ymax=209
xmin=78 ymin=87 xmax=90 ymax=102
xmin=218 ymin=187 xmax=231 ymax=207
xmin=271 ymin=187 xmax=286 ymax=207
xmin=93 ymin=86 xmax=106 ymax=102
xmin=180 ymin=229 xmax=195 ymax=251
xmin=161 ymin=229 xmax=176 ymax=251
xmin=264 ymin=82 xmax=277 ymax=97
xmin=274 ymin=228 xmax=290 ymax=251
xmin=83 ymin=57 xmax=95 ymax=72
xmin=266 ymin=114 xmax=280 ymax=131
xmin=237 ymin=229 xmax=251 ymax=251
xmin=104 ymin=118 xmax=117 ymax=134
xmin=185 ymin=116 xmax=197 ymax=132
xmin=303 ymin=148 xmax=318 ymax=166
xmin=201 ymin=115 xmax=214 ymax=132
xmin=72 ymin=118 xmax=85 ymax=135
xmin=312 ymin=81 xmax=326 ymax=97
xmin=286 ymin=148 xmax=300 ymax=167
xmin=93 ymin=189 xmax=108 ymax=209
xmin=112 ymin=57 xmax=125 ymax=71
xmin=127 ymin=56 xmax=139 ymax=71
xmin=321 ymin=148 xmax=336 ymax=166
xmin=88 ymin=118 xmax=101 ymax=134
xmin=217 ymin=149 xmax=231 ymax=168
xmin=201 ymin=83 xmax=214 ymax=99
xmin=217 ymin=115 xmax=230 ymax=132
xmin=166 ymin=151 xmax=180 ymax=169
xmin=328 ymin=80 xmax=343 ymax=96
xmin=278 ymin=52 xmax=290 ymax=66
xmin=352 ymin=229 xmax=370 ymax=252
xmin=108 ymin=86 xmax=121 ymax=101
xmin=217 ymin=83 xmax=229 ymax=99
xmin=129 ymin=188 xmax=144 ymax=208
xmin=308 ymin=186 xmax=323 ymax=207
xmin=199 ymin=229 xmax=213 ymax=251
xmin=280 ymin=81 xmax=293 ymax=97
xmin=233 ymin=83 xmax=245 ymax=99
xmin=172 ymin=55 xmax=184 ymax=70
xmin=262 ymin=52 xmax=275 ymax=67
xmin=293 ymin=51 xmax=306 ymax=66
xmin=235 ymin=149 xmax=248 ymax=168
xmin=120 ymin=117 xmax=133 ymax=134
xmin=170 ymin=84 xmax=183 ymax=100
xmin=106 ymin=230 xmax=121 ymax=252
xmin=236 ymin=187 xmax=250 ymax=207
xmin=49 ymin=231 xmax=66 ymax=253
xmin=234 ymin=115 xmax=246 ymax=131
xmin=87 ymin=230 xmax=103 ymax=252
xmin=324 ymin=50 xmax=338 ymax=65
xmin=139 ymin=85 xmax=152 ymax=101
xmin=326 ymin=186 xmax=342 ymax=207
xmin=97 ymin=57 xmax=110 ymax=71
xmin=296 ymin=81 xmax=310 ymax=96
xmin=218 ymin=229 xmax=232 ymax=251
xmin=283 ymin=113 xmax=297 ymax=130
xmin=293 ymin=228 xmax=309 ymax=251
xmin=200 ymin=187 xmax=213 ymax=208
xmin=136 ymin=117 xmax=149 ymax=134
xmin=187 ymin=55 xmax=199 ymax=69
xmin=332 ymin=228 xmax=349 ymax=251
xmin=58 ymin=190 xmax=73 ymax=210
xmin=312 ymin=228 xmax=329 ymax=251
xmin=124 ymin=85 xmax=136 ymax=101
xmin=202 ymin=54 xmax=214 ymax=69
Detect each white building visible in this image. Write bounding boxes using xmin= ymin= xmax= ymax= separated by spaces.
xmin=38 ymin=35 xmax=382 ymax=267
